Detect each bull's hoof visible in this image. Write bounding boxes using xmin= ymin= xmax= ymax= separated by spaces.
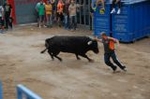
xmin=59 ymin=59 xmax=62 ymax=62
xmin=77 ymin=58 xmax=81 ymax=60
xmin=89 ymin=59 xmax=94 ymax=63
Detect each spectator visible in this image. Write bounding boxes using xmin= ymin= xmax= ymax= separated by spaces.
xmin=35 ymin=1 xmax=41 ymax=27
xmin=0 ymin=5 xmax=4 ymax=33
xmin=56 ymin=0 xmax=64 ymax=27
xmin=37 ymin=0 xmax=45 ymax=28
xmin=45 ymin=0 xmax=53 ymax=27
xmin=3 ymin=0 xmax=12 ymax=29
xmin=50 ymin=0 xmax=56 ymax=23
xmin=91 ymin=0 xmax=105 ymax=12
xmin=95 ymin=32 xmax=127 ymax=72
xmin=64 ymin=0 xmax=70 ymax=29
xmin=110 ymin=0 xmax=121 ymax=14
xmin=68 ymin=0 xmax=81 ymax=31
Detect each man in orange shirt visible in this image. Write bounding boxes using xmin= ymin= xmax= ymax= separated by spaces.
xmin=96 ymin=32 xmax=127 ymax=72
xmin=56 ymin=0 xmax=64 ymax=27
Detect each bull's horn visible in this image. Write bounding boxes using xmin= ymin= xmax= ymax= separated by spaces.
xmin=87 ymin=41 xmax=92 ymax=45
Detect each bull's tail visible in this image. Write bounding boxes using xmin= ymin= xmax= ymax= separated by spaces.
xmin=41 ymin=40 xmax=49 ymax=54
xmin=41 ymin=48 xmax=47 ymax=54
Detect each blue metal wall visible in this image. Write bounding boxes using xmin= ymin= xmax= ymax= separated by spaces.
xmin=93 ymin=4 xmax=111 ymax=37
xmin=112 ymin=1 xmax=150 ymax=42
xmin=14 ymin=0 xmax=39 ymax=24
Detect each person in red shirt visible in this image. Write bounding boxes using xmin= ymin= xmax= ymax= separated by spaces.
xmin=96 ymin=32 xmax=127 ymax=72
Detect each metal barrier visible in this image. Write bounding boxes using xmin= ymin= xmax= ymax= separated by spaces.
xmin=17 ymin=84 xmax=42 ymax=99
xmin=0 ymin=81 xmax=3 ymax=99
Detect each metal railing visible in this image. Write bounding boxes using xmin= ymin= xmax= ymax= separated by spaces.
xmin=16 ymin=84 xmax=42 ymax=99
xmin=0 ymin=81 xmax=3 ymax=99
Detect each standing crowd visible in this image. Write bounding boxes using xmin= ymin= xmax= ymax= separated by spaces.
xmin=35 ymin=0 xmax=81 ymax=31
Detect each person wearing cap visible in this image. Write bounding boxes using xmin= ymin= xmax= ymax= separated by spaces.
xmin=96 ymin=32 xmax=127 ymax=72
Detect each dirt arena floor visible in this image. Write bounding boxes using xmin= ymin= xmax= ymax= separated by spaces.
xmin=0 ymin=25 xmax=150 ymax=99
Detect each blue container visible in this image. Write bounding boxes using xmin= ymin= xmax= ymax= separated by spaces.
xmin=93 ymin=4 xmax=111 ymax=37
xmin=112 ymin=0 xmax=150 ymax=42
xmin=112 ymin=4 xmax=134 ymax=42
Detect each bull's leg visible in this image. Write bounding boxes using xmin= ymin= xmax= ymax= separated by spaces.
xmin=48 ymin=50 xmax=54 ymax=60
xmin=53 ymin=52 xmax=62 ymax=61
xmin=75 ymin=54 xmax=81 ymax=60
xmin=50 ymin=53 xmax=54 ymax=60
xmin=54 ymin=55 xmax=62 ymax=61
xmin=80 ymin=54 xmax=94 ymax=62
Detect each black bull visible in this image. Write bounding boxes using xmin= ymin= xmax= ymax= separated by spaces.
xmin=41 ymin=36 xmax=99 ymax=62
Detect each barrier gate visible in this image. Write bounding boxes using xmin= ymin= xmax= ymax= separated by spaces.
xmin=0 ymin=81 xmax=3 ymax=99
xmin=17 ymin=84 xmax=42 ymax=99
xmin=0 ymin=82 xmax=42 ymax=99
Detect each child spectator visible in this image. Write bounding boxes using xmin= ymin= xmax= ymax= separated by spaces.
xmin=110 ymin=0 xmax=121 ymax=14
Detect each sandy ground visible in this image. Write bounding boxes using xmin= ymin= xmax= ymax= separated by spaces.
xmin=0 ymin=25 xmax=150 ymax=99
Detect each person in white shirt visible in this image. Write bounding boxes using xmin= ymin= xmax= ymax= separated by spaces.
xmin=68 ymin=0 xmax=81 ymax=31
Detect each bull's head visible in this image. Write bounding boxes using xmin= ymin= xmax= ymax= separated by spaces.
xmin=87 ymin=40 xmax=99 ymax=54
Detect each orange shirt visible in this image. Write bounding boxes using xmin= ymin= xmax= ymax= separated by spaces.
xmin=102 ymin=37 xmax=117 ymax=53
xmin=57 ymin=2 xmax=64 ymax=13
xmin=109 ymin=39 xmax=115 ymax=50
